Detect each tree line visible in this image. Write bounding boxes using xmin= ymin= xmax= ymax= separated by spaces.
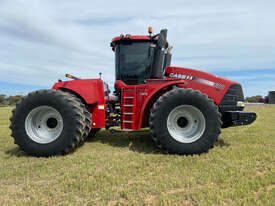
xmin=0 ymin=93 xmax=268 ymax=105
xmin=0 ymin=94 xmax=22 ymax=106
xmin=245 ymin=95 xmax=268 ymax=103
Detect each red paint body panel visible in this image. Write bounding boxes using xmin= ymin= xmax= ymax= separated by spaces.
xmin=165 ymin=66 xmax=239 ymax=104
xmin=51 ymin=67 xmax=239 ymax=131
xmin=52 ymin=79 xmax=102 ymax=104
xmin=114 ymin=80 xmax=148 ymax=130
xmin=115 ymin=67 xmax=239 ymax=130
xmin=52 ymin=79 xmax=106 ymax=128
xmin=112 ymin=35 xmax=154 ymax=42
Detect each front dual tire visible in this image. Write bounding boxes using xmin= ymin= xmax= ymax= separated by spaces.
xmin=9 ymin=90 xmax=92 ymax=157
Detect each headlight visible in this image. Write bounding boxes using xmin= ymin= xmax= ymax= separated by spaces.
xmin=237 ymin=101 xmax=245 ymax=107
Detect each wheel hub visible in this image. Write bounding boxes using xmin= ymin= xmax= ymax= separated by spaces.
xmin=167 ymin=105 xmax=206 ymax=143
xmin=177 ymin=117 xmax=188 ymax=128
xmin=25 ymin=106 xmax=63 ymax=144
xmin=46 ymin=118 xmax=58 ymax=129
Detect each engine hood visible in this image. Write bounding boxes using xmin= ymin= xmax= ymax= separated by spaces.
xmin=165 ymin=66 xmax=239 ymax=90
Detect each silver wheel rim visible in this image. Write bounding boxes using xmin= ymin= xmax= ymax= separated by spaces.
xmin=25 ymin=106 xmax=63 ymax=144
xmin=167 ymin=105 xmax=206 ymax=143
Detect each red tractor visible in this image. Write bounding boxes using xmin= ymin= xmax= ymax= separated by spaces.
xmin=10 ymin=28 xmax=256 ymax=157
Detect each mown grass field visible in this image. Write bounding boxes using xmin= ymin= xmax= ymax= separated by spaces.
xmin=0 ymin=106 xmax=274 ymax=205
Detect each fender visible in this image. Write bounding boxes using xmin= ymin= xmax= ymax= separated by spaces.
xmin=137 ymin=79 xmax=187 ymax=129
xmin=52 ymin=79 xmax=106 ymax=128
xmin=52 ymin=79 xmax=105 ymax=104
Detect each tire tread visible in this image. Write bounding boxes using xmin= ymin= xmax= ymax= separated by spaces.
xmin=149 ymin=88 xmax=222 ymax=155
xmin=9 ymin=89 xmax=87 ymax=157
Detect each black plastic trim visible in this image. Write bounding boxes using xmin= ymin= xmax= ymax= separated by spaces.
xmin=222 ymin=111 xmax=257 ymax=128
xmin=219 ymin=84 xmax=244 ymax=112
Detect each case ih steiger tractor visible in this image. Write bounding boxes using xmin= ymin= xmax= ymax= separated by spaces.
xmin=10 ymin=28 xmax=256 ymax=157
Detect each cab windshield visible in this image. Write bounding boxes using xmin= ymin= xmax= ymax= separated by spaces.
xmin=115 ymin=41 xmax=154 ymax=85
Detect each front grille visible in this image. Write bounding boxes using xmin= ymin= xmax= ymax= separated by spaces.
xmin=219 ymin=84 xmax=244 ymax=112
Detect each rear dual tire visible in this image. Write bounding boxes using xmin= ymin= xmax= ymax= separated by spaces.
xmin=150 ymin=88 xmax=222 ymax=155
xmin=9 ymin=90 xmax=92 ymax=157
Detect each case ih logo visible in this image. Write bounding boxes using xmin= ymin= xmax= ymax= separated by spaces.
xmin=169 ymin=73 xmax=194 ymax=80
xmin=168 ymin=73 xmax=225 ymax=90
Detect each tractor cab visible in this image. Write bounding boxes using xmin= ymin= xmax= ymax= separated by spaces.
xmin=111 ymin=28 xmax=172 ymax=85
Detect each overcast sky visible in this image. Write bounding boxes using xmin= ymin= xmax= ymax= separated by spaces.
xmin=0 ymin=0 xmax=274 ymax=96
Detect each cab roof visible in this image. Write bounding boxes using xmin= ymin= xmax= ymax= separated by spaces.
xmin=111 ymin=35 xmax=158 ymax=50
xmin=112 ymin=35 xmax=155 ymax=42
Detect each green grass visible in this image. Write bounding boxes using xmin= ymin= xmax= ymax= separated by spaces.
xmin=0 ymin=106 xmax=274 ymax=206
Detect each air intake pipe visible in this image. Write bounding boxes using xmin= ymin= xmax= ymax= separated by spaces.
xmin=150 ymin=29 xmax=168 ymax=79
xmin=163 ymin=46 xmax=172 ymax=70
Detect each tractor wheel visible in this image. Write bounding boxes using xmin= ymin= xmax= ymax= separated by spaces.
xmin=63 ymin=92 xmax=92 ymax=143
xmin=88 ymin=128 xmax=101 ymax=138
xmin=149 ymin=88 xmax=222 ymax=155
xmin=9 ymin=89 xmax=86 ymax=157
xmin=61 ymin=91 xmax=98 ymax=140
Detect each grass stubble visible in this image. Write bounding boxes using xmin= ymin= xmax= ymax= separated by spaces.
xmin=0 ymin=106 xmax=274 ymax=205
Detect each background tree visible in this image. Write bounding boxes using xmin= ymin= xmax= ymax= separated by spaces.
xmin=0 ymin=94 xmax=22 ymax=105
xmin=6 ymin=95 xmax=22 ymax=105
xmin=0 ymin=94 xmax=6 ymax=104
xmin=245 ymin=95 xmax=263 ymax=103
